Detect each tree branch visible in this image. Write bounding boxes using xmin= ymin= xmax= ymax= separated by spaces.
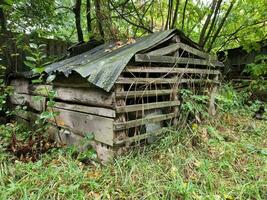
xmin=109 ymin=0 xmax=153 ymax=33
xmin=181 ymin=0 xmax=188 ymax=31
xmin=207 ymin=0 xmax=236 ymax=52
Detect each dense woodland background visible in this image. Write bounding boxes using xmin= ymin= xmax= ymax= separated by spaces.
xmin=1 ymin=0 xmax=266 ymax=52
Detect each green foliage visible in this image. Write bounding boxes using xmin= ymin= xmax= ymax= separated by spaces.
xmin=245 ymin=54 xmax=267 ymax=91
xmin=180 ymin=89 xmax=209 ymax=119
xmin=216 ymin=85 xmax=249 ymax=112
xmin=0 ymin=79 xmax=13 ymax=114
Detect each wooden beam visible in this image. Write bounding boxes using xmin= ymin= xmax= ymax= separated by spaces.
xmin=116 ymin=77 xmax=220 ymax=84
xmin=125 ymin=66 xmax=221 ymax=75
xmin=51 ymin=108 xmax=114 ymax=146
xmin=10 ymin=79 xmax=114 ymax=108
xmin=115 ymin=89 xmax=174 ymax=98
xmin=146 ymin=43 xmax=179 ymax=56
xmin=145 ymin=42 xmax=218 ymax=62
xmin=178 ymin=42 xmax=217 ymax=60
xmin=135 ymin=54 xmax=224 ymax=67
xmin=114 ymin=112 xmax=176 ymax=131
xmin=114 ymin=128 xmax=166 ymax=145
xmin=10 ymin=93 xmax=46 ymax=112
xmin=116 ymin=100 xmax=180 ymax=113
xmin=10 ymin=79 xmax=29 ymax=94
xmin=54 ymin=102 xmax=115 ymax=118
xmin=31 ymin=85 xmax=113 ymax=108
xmin=15 ymin=110 xmax=39 ymax=122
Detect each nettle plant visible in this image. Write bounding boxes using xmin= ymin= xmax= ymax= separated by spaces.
xmin=24 ymin=43 xmax=59 ymax=129
xmin=180 ymin=89 xmax=209 ymax=122
xmin=245 ymin=54 xmax=267 ymax=91
xmin=0 ymin=59 xmax=14 ymax=116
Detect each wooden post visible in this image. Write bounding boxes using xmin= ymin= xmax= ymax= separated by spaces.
xmin=209 ymin=74 xmax=219 ymax=116
xmin=114 ymin=83 xmax=128 ymax=154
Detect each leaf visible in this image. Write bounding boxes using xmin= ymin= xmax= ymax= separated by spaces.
xmin=29 ymin=43 xmax=38 ymax=49
xmin=24 ymin=61 xmax=35 ymax=68
xmin=32 ymin=67 xmax=45 ymax=74
xmin=46 ymin=74 xmax=56 ymax=83
xmin=84 ymin=132 xmax=94 ymax=141
xmin=26 ymin=56 xmax=36 ymax=62
xmin=32 ymin=96 xmax=43 ymax=101
xmin=40 ymin=111 xmax=54 ymax=120
xmin=31 ymin=79 xmax=43 ymax=84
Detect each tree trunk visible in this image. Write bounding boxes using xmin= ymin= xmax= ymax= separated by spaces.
xmin=198 ymin=0 xmax=217 ymax=47
xmin=171 ymin=0 xmax=180 ymax=29
xmin=181 ymin=0 xmax=188 ymax=31
xmin=86 ymin=0 xmax=92 ymax=39
xmin=73 ymin=0 xmax=84 ymax=42
xmin=0 ymin=0 xmax=7 ymax=33
xmin=201 ymin=0 xmax=222 ymax=48
xmin=207 ymin=0 xmax=236 ymax=52
xmin=165 ymin=0 xmax=173 ymax=30
xmin=94 ymin=0 xmax=105 ymax=39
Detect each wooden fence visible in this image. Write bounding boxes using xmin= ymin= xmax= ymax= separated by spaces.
xmin=0 ymin=32 xmax=71 ymax=74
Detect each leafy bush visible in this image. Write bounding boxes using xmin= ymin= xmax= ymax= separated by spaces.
xmin=244 ymin=54 xmax=267 ymax=90
xmin=216 ymin=85 xmax=250 ymax=112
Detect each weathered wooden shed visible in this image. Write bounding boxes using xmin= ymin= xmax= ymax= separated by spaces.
xmin=218 ymin=40 xmax=267 ymax=80
xmin=9 ymin=29 xmax=223 ymax=162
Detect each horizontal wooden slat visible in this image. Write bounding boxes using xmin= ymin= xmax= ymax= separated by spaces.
xmin=116 ymin=100 xmax=180 ymax=113
xmin=114 ymin=113 xmax=176 ymax=131
xmin=146 ymin=43 xmax=179 ymax=56
xmin=51 ymin=108 xmax=114 ymax=146
xmin=178 ymin=42 xmax=216 ymax=60
xmin=114 ymin=128 xmax=165 ymax=145
xmin=116 ymin=77 xmax=220 ymax=84
xmin=10 ymin=79 xmax=29 ymax=94
xmin=10 ymin=93 xmax=46 ymax=112
xmin=115 ymin=89 xmax=174 ymax=98
xmin=14 ymin=84 xmax=114 ymax=108
xmin=54 ymin=102 xmax=115 ymax=118
xmin=125 ymin=66 xmax=221 ymax=75
xmin=135 ymin=54 xmax=224 ymax=67
xmin=15 ymin=110 xmax=39 ymax=122
xmin=146 ymin=42 xmax=218 ymax=62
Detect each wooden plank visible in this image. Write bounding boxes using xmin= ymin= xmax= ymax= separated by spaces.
xmin=146 ymin=43 xmax=179 ymax=56
xmin=51 ymin=108 xmax=114 ymax=146
xmin=208 ymin=75 xmax=219 ymax=116
xmin=114 ymin=128 xmax=165 ymax=145
xmin=10 ymin=79 xmax=29 ymax=94
xmin=145 ymin=42 xmax=218 ymax=62
xmin=135 ymin=54 xmax=224 ymax=67
xmin=114 ymin=84 xmax=127 ymax=144
xmin=114 ymin=113 xmax=176 ymax=131
xmin=125 ymin=66 xmax=221 ymax=75
xmin=178 ymin=42 xmax=216 ymax=60
xmin=10 ymin=93 xmax=46 ymax=112
xmin=11 ymin=80 xmax=114 ymax=108
xmin=115 ymin=89 xmax=174 ymax=98
xmin=116 ymin=100 xmax=180 ymax=113
xmin=54 ymin=102 xmax=115 ymax=118
xmin=15 ymin=110 xmax=39 ymax=123
xmin=30 ymin=85 xmax=113 ymax=108
xmin=116 ymin=77 xmax=220 ymax=84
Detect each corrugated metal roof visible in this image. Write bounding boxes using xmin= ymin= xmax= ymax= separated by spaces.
xmin=45 ymin=29 xmax=184 ymax=92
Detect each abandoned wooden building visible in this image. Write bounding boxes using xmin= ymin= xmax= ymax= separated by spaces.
xmin=9 ymin=29 xmax=224 ymax=162
xmin=218 ymin=40 xmax=267 ymax=80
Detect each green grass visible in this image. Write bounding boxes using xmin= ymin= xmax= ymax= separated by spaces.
xmin=0 ymin=107 xmax=266 ymax=199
